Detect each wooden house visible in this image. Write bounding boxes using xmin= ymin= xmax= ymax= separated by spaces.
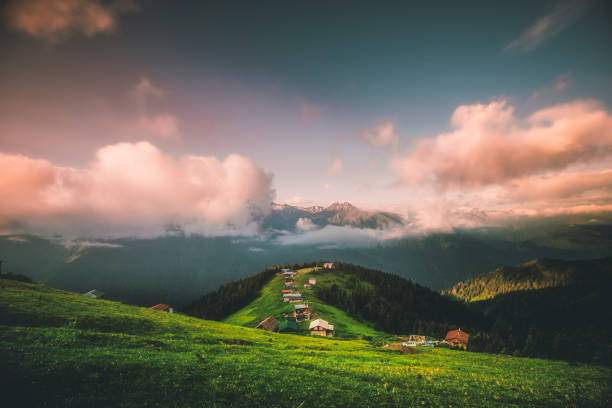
xmin=255 ymin=316 xmax=279 ymax=332
xmin=444 ymin=329 xmax=469 ymax=349
xmin=308 ymin=278 xmax=317 ymax=285
xmin=309 ymin=318 xmax=334 ymax=337
xmin=83 ymin=289 xmax=104 ymax=298
xmin=279 ymin=320 xmax=299 ymax=332
xmin=150 ymin=303 xmax=174 ymax=313
xmin=283 ymin=293 xmax=303 ymax=303
xmin=323 ymin=262 xmax=334 ymax=269
xmin=284 ymin=279 xmax=294 ymax=287
xmin=402 ymin=335 xmax=426 ymax=344
xmin=293 ymin=303 xmax=311 ymax=321
xmin=303 ymin=284 xmax=312 ymax=289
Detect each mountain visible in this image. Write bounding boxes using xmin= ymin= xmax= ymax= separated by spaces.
xmin=441 ymin=257 xmax=612 ymax=302
xmin=184 ymin=262 xmax=485 ymax=339
xmin=2 ymin=278 xmax=609 ymax=407
xmin=263 ymin=201 xmax=404 ymax=231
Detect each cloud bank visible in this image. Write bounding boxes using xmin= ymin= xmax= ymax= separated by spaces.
xmin=5 ymin=0 xmax=138 ymax=41
xmin=0 ymin=141 xmax=274 ymax=237
xmin=392 ymin=98 xmax=612 ymax=220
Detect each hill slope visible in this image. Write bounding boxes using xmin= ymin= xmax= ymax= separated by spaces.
xmin=441 ymin=257 xmax=612 ymax=302
xmin=441 ymin=258 xmax=612 ymax=363
xmin=1 ymin=279 xmax=611 ymax=407
xmin=188 ymin=262 xmax=485 ymax=339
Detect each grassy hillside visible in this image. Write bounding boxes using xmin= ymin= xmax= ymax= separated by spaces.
xmin=224 ymin=267 xmax=386 ymax=339
xmin=441 ymin=258 xmax=612 ymax=302
xmin=1 ymin=279 xmax=611 ymax=407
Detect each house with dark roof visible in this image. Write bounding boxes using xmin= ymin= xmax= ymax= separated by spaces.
xmin=444 ymin=329 xmax=469 ymax=349
xmin=293 ymin=303 xmax=311 ymax=321
xmin=284 ymin=278 xmax=294 ymax=287
xmin=255 ymin=316 xmax=279 ymax=332
xmin=83 ymin=289 xmax=104 ymax=298
xmin=150 ymin=304 xmax=174 ymax=313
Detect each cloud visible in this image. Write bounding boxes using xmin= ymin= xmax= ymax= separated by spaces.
xmin=137 ymin=114 xmax=180 ymax=139
xmin=532 ymin=72 xmax=572 ymax=99
xmin=295 ymin=217 xmax=317 ymax=231
xmin=128 ymin=78 xmax=179 ymax=139
xmin=0 ymin=141 xmax=274 ymax=237
xmin=362 ymin=120 xmax=399 ymax=150
xmin=276 ymin=225 xmax=390 ymax=247
xmin=130 ymin=77 xmax=164 ymax=107
xmin=504 ymin=0 xmax=591 ymax=52
xmin=393 ymin=99 xmax=612 ymax=189
xmin=5 ymin=0 xmax=138 ymax=41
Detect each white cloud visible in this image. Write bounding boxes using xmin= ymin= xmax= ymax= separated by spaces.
xmin=295 ymin=217 xmax=317 ymax=231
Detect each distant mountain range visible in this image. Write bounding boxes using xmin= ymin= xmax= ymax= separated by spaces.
xmin=1 ymin=205 xmax=612 ymax=308
xmin=263 ymin=201 xmax=404 ymax=231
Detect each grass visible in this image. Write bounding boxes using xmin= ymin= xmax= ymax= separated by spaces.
xmin=224 ymin=267 xmax=385 ymax=339
xmin=1 ymin=278 xmax=611 ymax=407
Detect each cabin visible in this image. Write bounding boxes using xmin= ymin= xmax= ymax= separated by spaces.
xmin=283 ymin=293 xmax=304 ymax=303
xmin=83 ymin=289 xmax=104 ymax=298
xmin=279 ymin=320 xmax=299 ymax=332
xmin=309 ymin=318 xmax=334 ymax=337
xmin=308 ymin=278 xmax=317 ymax=285
xmin=150 ymin=303 xmax=174 ymax=313
xmin=303 ymin=284 xmax=312 ymax=289
xmin=255 ymin=316 xmax=279 ymax=332
xmin=323 ymin=262 xmax=334 ymax=269
xmin=293 ymin=303 xmax=311 ymax=321
xmin=402 ymin=335 xmax=426 ymax=343
xmin=283 ymin=271 xmax=296 ymax=277
xmin=444 ymin=328 xmax=470 ymax=349
xmin=284 ymin=279 xmax=294 ymax=287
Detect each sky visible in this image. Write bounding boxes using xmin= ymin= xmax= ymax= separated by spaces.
xmin=1 ymin=0 xmax=611 ymax=238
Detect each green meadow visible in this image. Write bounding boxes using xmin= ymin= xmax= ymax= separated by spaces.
xmin=0 ymin=278 xmax=610 ymax=407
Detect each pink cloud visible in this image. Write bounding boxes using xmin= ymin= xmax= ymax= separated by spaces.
xmin=393 ymin=99 xmax=612 ymax=188
xmin=5 ymin=0 xmax=137 ymax=41
xmin=0 ymin=141 xmax=274 ymax=237
xmin=362 ymin=120 xmax=399 ymax=150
